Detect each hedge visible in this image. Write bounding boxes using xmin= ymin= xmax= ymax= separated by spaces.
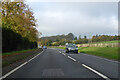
xmin=2 ymin=27 xmax=37 ymax=53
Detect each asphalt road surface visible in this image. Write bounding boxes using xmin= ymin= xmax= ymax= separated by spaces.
xmin=4 ymin=48 xmax=119 ymax=79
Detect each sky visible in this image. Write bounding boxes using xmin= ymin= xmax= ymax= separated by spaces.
xmin=26 ymin=1 xmax=118 ymax=37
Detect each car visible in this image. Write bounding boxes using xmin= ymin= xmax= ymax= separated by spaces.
xmin=38 ymin=45 xmax=42 ymax=48
xmin=65 ymin=43 xmax=78 ymax=54
xmin=43 ymin=46 xmax=47 ymax=49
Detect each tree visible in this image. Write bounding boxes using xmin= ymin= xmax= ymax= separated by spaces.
xmin=84 ymin=35 xmax=87 ymax=39
xmin=55 ymin=39 xmax=60 ymax=42
xmin=78 ymin=35 xmax=81 ymax=39
xmin=74 ymin=36 xmax=77 ymax=40
xmin=2 ymin=1 xmax=38 ymax=42
xmin=2 ymin=1 xmax=39 ymax=52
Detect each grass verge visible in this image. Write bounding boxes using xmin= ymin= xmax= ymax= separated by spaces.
xmin=50 ymin=46 xmax=119 ymax=61
xmin=2 ymin=49 xmax=37 ymax=56
xmin=2 ymin=48 xmax=42 ymax=67
xmin=78 ymin=47 xmax=119 ymax=61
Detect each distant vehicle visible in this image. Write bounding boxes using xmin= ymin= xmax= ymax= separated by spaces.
xmin=43 ymin=46 xmax=47 ymax=49
xmin=38 ymin=45 xmax=42 ymax=48
xmin=65 ymin=43 xmax=78 ymax=54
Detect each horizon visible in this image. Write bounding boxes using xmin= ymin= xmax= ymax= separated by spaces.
xmin=41 ymin=32 xmax=118 ymax=39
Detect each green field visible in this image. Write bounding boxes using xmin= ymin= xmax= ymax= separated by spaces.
xmin=78 ymin=47 xmax=119 ymax=61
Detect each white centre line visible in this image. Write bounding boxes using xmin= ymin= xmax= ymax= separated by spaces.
xmin=62 ymin=53 xmax=66 ymax=56
xmin=1 ymin=50 xmax=44 ymax=80
xmin=62 ymin=53 xmax=111 ymax=80
xmin=59 ymin=51 xmax=61 ymax=53
xmin=68 ymin=56 xmax=76 ymax=61
xmin=82 ymin=64 xmax=111 ymax=80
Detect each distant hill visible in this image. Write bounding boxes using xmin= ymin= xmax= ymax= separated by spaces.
xmin=40 ymin=33 xmax=74 ymax=42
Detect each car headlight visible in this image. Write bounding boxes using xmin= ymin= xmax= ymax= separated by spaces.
xmin=68 ymin=48 xmax=71 ymax=50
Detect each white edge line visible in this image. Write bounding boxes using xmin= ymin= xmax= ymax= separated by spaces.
xmin=1 ymin=50 xmax=44 ymax=79
xmin=82 ymin=64 xmax=111 ymax=80
xmin=0 ymin=62 xmax=28 ymax=79
xmin=68 ymin=56 xmax=76 ymax=61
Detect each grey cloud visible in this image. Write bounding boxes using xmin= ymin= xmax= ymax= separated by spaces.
xmin=27 ymin=2 xmax=118 ymax=37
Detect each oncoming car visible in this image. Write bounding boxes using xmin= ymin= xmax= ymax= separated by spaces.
xmin=43 ymin=46 xmax=47 ymax=49
xmin=65 ymin=43 xmax=78 ymax=54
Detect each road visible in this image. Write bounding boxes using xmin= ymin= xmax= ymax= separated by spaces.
xmin=4 ymin=48 xmax=119 ymax=79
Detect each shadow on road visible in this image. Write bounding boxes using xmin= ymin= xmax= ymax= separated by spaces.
xmin=66 ymin=52 xmax=78 ymax=54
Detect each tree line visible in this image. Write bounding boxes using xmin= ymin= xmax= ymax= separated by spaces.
xmin=74 ymin=35 xmax=119 ymax=44
xmin=1 ymin=1 xmax=39 ymax=53
xmin=39 ymin=34 xmax=119 ymax=46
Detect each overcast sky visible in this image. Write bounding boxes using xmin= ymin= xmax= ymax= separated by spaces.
xmin=26 ymin=2 xmax=118 ymax=37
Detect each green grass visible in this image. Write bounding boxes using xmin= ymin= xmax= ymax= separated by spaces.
xmin=2 ymin=48 xmax=42 ymax=67
xmin=2 ymin=49 xmax=37 ymax=56
xmin=3 ymin=54 xmax=32 ymax=66
xmin=50 ymin=46 xmax=119 ymax=61
xmin=78 ymin=47 xmax=119 ymax=61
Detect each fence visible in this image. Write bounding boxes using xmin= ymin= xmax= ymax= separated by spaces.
xmin=77 ymin=43 xmax=120 ymax=47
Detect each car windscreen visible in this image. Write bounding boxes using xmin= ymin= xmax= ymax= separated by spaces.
xmin=67 ymin=44 xmax=76 ymax=48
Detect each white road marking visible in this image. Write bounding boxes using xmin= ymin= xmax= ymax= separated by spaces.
xmin=62 ymin=53 xmax=66 ymax=56
xmin=59 ymin=51 xmax=66 ymax=55
xmin=59 ymin=51 xmax=111 ymax=80
xmin=0 ymin=62 xmax=27 ymax=79
xmin=59 ymin=51 xmax=61 ymax=53
xmin=82 ymin=64 xmax=111 ymax=80
xmin=68 ymin=56 xmax=76 ymax=61
xmin=27 ymin=52 xmax=42 ymax=63
xmin=1 ymin=50 xmax=44 ymax=80
xmin=81 ymin=53 xmax=119 ymax=63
